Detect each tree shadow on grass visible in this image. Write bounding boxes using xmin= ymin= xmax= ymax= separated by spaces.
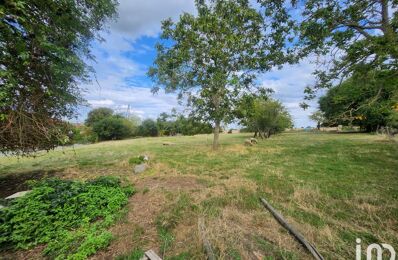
xmin=0 ymin=170 xmax=61 ymax=198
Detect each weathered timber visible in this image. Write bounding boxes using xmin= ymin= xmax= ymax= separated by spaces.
xmin=260 ymin=197 xmax=324 ymax=260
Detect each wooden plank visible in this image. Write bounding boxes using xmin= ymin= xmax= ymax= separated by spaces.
xmin=260 ymin=197 xmax=324 ymax=260
xmin=144 ymin=249 xmax=162 ymax=260
xmin=198 ymin=217 xmax=216 ymax=260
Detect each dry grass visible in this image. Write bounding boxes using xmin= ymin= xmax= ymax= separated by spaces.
xmin=1 ymin=132 xmax=397 ymax=259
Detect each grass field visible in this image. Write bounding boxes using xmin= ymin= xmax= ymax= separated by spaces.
xmin=1 ymin=132 xmax=397 ymax=259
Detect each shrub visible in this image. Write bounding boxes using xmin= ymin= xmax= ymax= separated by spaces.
xmin=128 ymin=156 xmax=145 ymax=165
xmin=85 ymin=107 xmax=114 ymax=127
xmin=0 ymin=176 xmax=134 ymax=259
xmin=92 ymin=116 xmax=135 ymax=141
xmin=72 ymin=125 xmax=98 ymax=144
xmin=138 ymin=119 xmax=158 ymax=137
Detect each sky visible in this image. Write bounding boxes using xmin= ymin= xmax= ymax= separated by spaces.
xmin=75 ymin=0 xmax=320 ymax=128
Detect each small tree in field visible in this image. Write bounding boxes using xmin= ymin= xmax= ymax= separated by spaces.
xmin=237 ymin=95 xmax=292 ymax=138
xmin=148 ymin=0 xmax=271 ymax=149
xmin=309 ymin=111 xmax=325 ymax=130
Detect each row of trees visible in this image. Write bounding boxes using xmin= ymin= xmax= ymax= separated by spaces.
xmin=72 ymin=107 xmax=214 ymax=143
xmin=2 ymin=0 xmax=397 ymax=154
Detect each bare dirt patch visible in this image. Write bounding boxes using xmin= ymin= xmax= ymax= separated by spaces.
xmin=92 ymin=174 xmax=203 ymax=259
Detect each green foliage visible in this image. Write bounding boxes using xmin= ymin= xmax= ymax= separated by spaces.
xmin=0 ymin=0 xmax=118 ymax=155
xmin=72 ymin=125 xmax=99 ymax=144
xmin=149 ymin=0 xmax=273 ymax=148
xmin=128 ymin=156 xmax=146 ymax=165
xmin=237 ymin=95 xmax=292 ymax=138
xmin=93 ymin=116 xmax=136 ymax=141
xmin=0 ymin=176 xmax=134 ymax=258
xmin=85 ymin=107 xmax=115 ymax=127
xmin=319 ymin=70 xmax=398 ymax=131
xmin=138 ymin=119 xmax=159 ymax=137
xmin=156 ymin=112 xmax=213 ymax=136
xmin=116 ymin=248 xmax=145 ymax=260
xmin=259 ymin=0 xmax=398 ymax=110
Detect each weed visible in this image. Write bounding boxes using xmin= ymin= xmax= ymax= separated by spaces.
xmin=0 ymin=176 xmax=134 ymax=259
xmin=129 ymin=156 xmax=146 ymax=165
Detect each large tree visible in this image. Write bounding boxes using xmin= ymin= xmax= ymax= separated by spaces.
xmin=319 ymin=70 xmax=398 ymax=132
xmin=0 ymin=0 xmax=117 ymax=155
xmin=148 ymin=0 xmax=274 ymax=149
xmin=259 ymin=0 xmax=398 ymax=106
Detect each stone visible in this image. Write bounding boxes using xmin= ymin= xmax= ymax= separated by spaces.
xmin=250 ymin=138 xmax=258 ymax=144
xmin=5 ymin=190 xmax=32 ymax=200
xmin=244 ymin=139 xmax=253 ymax=146
xmin=134 ymin=163 xmax=147 ymax=174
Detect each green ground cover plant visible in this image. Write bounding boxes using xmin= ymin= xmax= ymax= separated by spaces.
xmin=0 ymin=176 xmax=134 ymax=259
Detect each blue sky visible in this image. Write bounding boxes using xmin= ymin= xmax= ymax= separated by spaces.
xmin=75 ymin=0 xmax=320 ymax=128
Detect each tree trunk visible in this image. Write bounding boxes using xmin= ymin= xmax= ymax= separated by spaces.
xmin=213 ymin=120 xmax=220 ymax=150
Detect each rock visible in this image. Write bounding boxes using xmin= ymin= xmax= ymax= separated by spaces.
xmin=244 ymin=139 xmax=253 ymax=146
xmin=134 ymin=163 xmax=147 ymax=174
xmin=5 ymin=190 xmax=32 ymax=200
xmin=250 ymin=138 xmax=258 ymax=144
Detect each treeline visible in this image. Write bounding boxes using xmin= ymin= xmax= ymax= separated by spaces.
xmin=311 ymin=70 xmax=398 ymax=133
xmin=71 ymin=108 xmax=213 ymax=143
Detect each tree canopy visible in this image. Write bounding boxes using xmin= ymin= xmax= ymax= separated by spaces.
xmin=85 ymin=108 xmax=114 ymax=127
xmin=148 ymin=0 xmax=276 ymax=149
xmin=319 ymin=70 xmax=398 ymax=131
xmin=259 ymin=0 xmax=398 ymax=107
xmin=0 ymin=0 xmax=118 ymax=155
xmin=236 ymin=94 xmax=293 ymax=138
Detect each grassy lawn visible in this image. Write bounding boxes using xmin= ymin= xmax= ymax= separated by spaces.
xmin=0 ymin=132 xmax=397 ymax=259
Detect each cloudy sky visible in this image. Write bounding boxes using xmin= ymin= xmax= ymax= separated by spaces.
xmin=76 ymin=0 xmax=320 ymax=128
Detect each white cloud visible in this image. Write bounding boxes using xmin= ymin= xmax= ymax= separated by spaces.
xmin=259 ymin=58 xmax=320 ymax=127
xmin=88 ymin=99 xmax=115 ymax=107
xmin=111 ymin=0 xmax=196 ymax=39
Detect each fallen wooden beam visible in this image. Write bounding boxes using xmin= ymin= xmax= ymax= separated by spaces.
xmin=140 ymin=249 xmax=162 ymax=260
xmin=198 ymin=217 xmax=216 ymax=260
xmin=260 ymin=198 xmax=324 ymax=260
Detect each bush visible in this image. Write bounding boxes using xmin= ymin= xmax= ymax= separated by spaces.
xmin=0 ymin=176 xmax=134 ymax=259
xmin=128 ymin=156 xmax=145 ymax=165
xmin=138 ymin=119 xmax=158 ymax=137
xmin=85 ymin=107 xmax=114 ymax=127
xmin=72 ymin=125 xmax=98 ymax=144
xmin=93 ymin=116 xmax=135 ymax=141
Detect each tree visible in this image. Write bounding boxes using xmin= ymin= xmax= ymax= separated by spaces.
xmin=138 ymin=119 xmax=159 ymax=137
xmin=237 ymin=95 xmax=292 ymax=138
xmin=85 ymin=108 xmax=114 ymax=127
xmin=92 ymin=117 xmax=135 ymax=141
xmin=0 ymin=0 xmax=118 ymax=155
xmin=309 ymin=111 xmax=325 ymax=130
xmin=319 ymin=70 xmax=398 ymax=132
xmin=258 ymin=0 xmax=398 ymax=106
xmin=148 ymin=0 xmax=272 ymax=149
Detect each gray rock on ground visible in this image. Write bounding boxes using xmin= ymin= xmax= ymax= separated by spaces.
xmin=134 ymin=163 xmax=147 ymax=174
xmin=5 ymin=190 xmax=32 ymax=200
xmin=244 ymin=139 xmax=253 ymax=146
